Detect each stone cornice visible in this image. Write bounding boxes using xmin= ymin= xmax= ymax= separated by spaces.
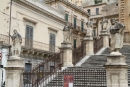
xmin=90 ymin=14 xmax=119 ymax=19
xmin=47 ymin=0 xmax=89 ymax=17
xmin=60 ymin=0 xmax=89 ymax=17
xmin=13 ymin=0 xmax=66 ymax=24
xmin=83 ymin=3 xmax=107 ymax=8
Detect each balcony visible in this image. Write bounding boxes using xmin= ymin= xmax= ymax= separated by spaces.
xmin=66 ymin=15 xmax=87 ymax=35
xmin=89 ymin=12 xmax=102 ymax=19
xmin=0 ymin=34 xmax=59 ymax=58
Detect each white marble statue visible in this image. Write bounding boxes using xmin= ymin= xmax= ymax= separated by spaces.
xmin=63 ymin=23 xmax=72 ymax=43
xmin=86 ymin=21 xmax=93 ymax=36
xmin=109 ymin=18 xmax=125 ymax=54
xmin=10 ymin=29 xmax=22 ymax=57
xmin=102 ymin=18 xmax=108 ymax=30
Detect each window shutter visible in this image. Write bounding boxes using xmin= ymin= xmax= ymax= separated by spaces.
xmin=96 ymin=8 xmax=99 ymax=15
xmin=29 ymin=26 xmax=33 ymax=48
xmin=73 ymin=39 xmax=76 ymax=49
xmin=74 ymin=17 xmax=77 ymax=29
xmin=81 ymin=21 xmax=84 ymax=31
xmin=49 ymin=33 xmax=55 ymax=52
xmin=65 ymin=14 xmax=68 ymax=21
xmin=25 ymin=25 xmax=30 ymax=46
xmin=25 ymin=25 xmax=33 ymax=48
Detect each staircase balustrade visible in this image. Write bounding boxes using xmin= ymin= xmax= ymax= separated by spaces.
xmin=94 ymin=37 xmax=103 ymax=54
xmin=22 ymin=51 xmax=63 ymax=87
xmin=72 ymin=43 xmax=86 ymax=65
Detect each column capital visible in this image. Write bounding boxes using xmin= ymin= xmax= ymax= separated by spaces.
xmin=83 ymin=35 xmax=93 ymax=41
xmin=100 ymin=30 xmax=110 ymax=36
xmin=59 ymin=42 xmax=72 ymax=49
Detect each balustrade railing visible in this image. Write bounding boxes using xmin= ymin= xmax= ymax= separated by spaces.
xmin=94 ymin=37 xmax=103 ymax=53
xmin=72 ymin=43 xmax=86 ymax=65
xmin=0 ymin=34 xmax=59 ymax=52
xmin=22 ymin=50 xmax=63 ymax=87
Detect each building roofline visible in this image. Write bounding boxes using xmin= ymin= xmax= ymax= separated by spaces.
xmin=83 ymin=3 xmax=107 ymax=8
xmin=90 ymin=14 xmax=119 ymax=19
xmin=13 ymin=0 xmax=66 ymax=24
xmin=46 ymin=0 xmax=89 ymax=17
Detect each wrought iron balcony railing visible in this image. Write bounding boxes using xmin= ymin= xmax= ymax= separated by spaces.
xmin=0 ymin=34 xmax=59 ymax=52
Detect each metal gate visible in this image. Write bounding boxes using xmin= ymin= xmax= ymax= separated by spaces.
xmin=22 ymin=67 xmax=107 ymax=87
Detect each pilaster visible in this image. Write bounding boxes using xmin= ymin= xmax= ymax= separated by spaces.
xmin=83 ymin=35 xmax=94 ymax=55
xmin=104 ymin=55 xmax=128 ymax=87
xmin=100 ymin=30 xmax=110 ymax=48
xmin=4 ymin=57 xmax=24 ymax=87
xmin=60 ymin=42 xmax=73 ymax=67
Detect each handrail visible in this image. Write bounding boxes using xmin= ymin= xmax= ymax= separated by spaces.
xmin=22 ymin=50 xmax=63 ymax=87
xmin=72 ymin=43 xmax=86 ymax=65
xmin=94 ymin=37 xmax=103 ymax=53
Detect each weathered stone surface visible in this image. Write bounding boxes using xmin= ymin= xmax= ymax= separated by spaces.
xmin=83 ymin=35 xmax=94 ymax=55
xmin=105 ymin=54 xmax=128 ymax=87
xmin=60 ymin=42 xmax=73 ymax=67
xmin=4 ymin=57 xmax=24 ymax=87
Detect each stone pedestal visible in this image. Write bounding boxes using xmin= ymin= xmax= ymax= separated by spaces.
xmin=83 ymin=35 xmax=94 ymax=55
xmin=60 ymin=42 xmax=73 ymax=67
xmin=4 ymin=56 xmax=24 ymax=87
xmin=104 ymin=55 xmax=128 ymax=87
xmin=100 ymin=30 xmax=110 ymax=48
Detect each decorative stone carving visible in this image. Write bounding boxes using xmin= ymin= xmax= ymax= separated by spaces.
xmin=63 ymin=22 xmax=72 ymax=43
xmin=109 ymin=18 xmax=125 ymax=55
xmin=86 ymin=20 xmax=93 ymax=36
xmin=10 ymin=29 xmax=22 ymax=57
xmin=102 ymin=18 xmax=108 ymax=30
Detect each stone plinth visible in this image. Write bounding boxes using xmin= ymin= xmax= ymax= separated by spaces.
xmin=104 ymin=55 xmax=128 ymax=87
xmin=60 ymin=42 xmax=73 ymax=67
xmin=5 ymin=56 xmax=24 ymax=87
xmin=83 ymin=35 xmax=94 ymax=55
xmin=100 ymin=30 xmax=110 ymax=48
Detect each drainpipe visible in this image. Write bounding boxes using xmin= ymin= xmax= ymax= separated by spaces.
xmin=9 ymin=0 xmax=12 ymax=58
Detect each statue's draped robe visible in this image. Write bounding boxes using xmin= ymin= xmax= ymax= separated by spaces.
xmin=11 ymin=33 xmax=22 ymax=56
xmin=87 ymin=27 xmax=93 ymax=36
xmin=110 ymin=23 xmax=124 ymax=51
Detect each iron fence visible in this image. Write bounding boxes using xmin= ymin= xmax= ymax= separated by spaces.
xmin=22 ymin=67 xmax=106 ymax=87
xmin=22 ymin=50 xmax=63 ymax=87
xmin=72 ymin=43 xmax=86 ymax=65
xmin=94 ymin=37 xmax=103 ymax=54
xmin=0 ymin=34 xmax=59 ymax=52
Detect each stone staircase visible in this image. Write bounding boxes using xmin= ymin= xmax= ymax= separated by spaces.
xmin=43 ymin=46 xmax=130 ymax=87
xmin=81 ymin=45 xmax=130 ymax=86
xmin=45 ymin=67 xmax=106 ymax=87
xmin=82 ymin=46 xmax=130 ymax=67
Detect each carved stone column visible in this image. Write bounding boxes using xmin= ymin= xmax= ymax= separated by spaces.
xmin=104 ymin=55 xmax=128 ymax=87
xmin=100 ymin=30 xmax=110 ymax=48
xmin=60 ymin=42 xmax=73 ymax=67
xmin=83 ymin=35 xmax=94 ymax=55
xmin=5 ymin=56 xmax=24 ymax=87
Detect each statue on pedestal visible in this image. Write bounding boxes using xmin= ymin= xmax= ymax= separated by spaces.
xmin=109 ymin=18 xmax=125 ymax=55
xmin=86 ymin=21 xmax=93 ymax=36
xmin=102 ymin=18 xmax=108 ymax=30
xmin=63 ymin=22 xmax=72 ymax=43
xmin=10 ymin=29 xmax=22 ymax=57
